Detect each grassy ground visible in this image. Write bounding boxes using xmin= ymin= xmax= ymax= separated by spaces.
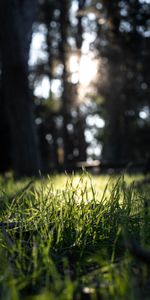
xmin=0 ymin=172 xmax=150 ymax=300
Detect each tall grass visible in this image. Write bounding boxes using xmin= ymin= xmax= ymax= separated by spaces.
xmin=0 ymin=173 xmax=150 ymax=300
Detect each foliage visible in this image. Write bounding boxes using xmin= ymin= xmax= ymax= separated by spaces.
xmin=32 ymin=0 xmax=150 ymax=171
xmin=92 ymin=0 xmax=150 ymax=163
xmin=0 ymin=173 xmax=150 ymax=299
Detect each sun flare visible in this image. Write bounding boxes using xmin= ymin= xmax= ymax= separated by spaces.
xmin=69 ymin=54 xmax=98 ymax=86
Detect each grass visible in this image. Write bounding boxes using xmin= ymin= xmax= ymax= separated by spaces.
xmin=0 ymin=172 xmax=150 ymax=300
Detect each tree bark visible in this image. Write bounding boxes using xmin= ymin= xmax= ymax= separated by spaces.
xmin=0 ymin=0 xmax=41 ymax=176
xmin=59 ymin=0 xmax=70 ymax=170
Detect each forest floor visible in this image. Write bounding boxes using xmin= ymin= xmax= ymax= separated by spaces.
xmin=0 ymin=172 xmax=150 ymax=300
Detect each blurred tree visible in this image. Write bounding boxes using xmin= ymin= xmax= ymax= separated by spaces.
xmin=0 ymin=75 xmax=12 ymax=172
xmin=92 ymin=0 xmax=150 ymax=166
xmin=1 ymin=0 xmax=149 ymax=174
xmin=0 ymin=0 xmax=41 ymax=176
xmin=32 ymin=0 xmax=88 ymax=172
xmin=35 ymin=0 xmax=61 ymax=171
xmin=75 ymin=0 xmax=87 ymax=163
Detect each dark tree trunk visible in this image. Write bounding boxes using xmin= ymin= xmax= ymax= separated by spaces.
xmin=0 ymin=0 xmax=41 ymax=176
xmin=59 ymin=0 xmax=70 ymax=171
xmin=75 ymin=0 xmax=87 ymax=163
xmin=76 ymin=110 xmax=87 ymax=162
xmin=0 ymin=84 xmax=12 ymax=172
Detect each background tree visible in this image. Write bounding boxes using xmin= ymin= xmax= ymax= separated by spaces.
xmin=92 ymin=0 xmax=150 ymax=167
xmin=0 ymin=0 xmax=150 ymax=176
xmin=32 ymin=0 xmax=89 ymax=172
xmin=0 ymin=0 xmax=41 ymax=176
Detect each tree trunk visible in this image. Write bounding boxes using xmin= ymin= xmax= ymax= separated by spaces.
xmin=0 ymin=0 xmax=41 ymax=176
xmin=59 ymin=0 xmax=70 ymax=171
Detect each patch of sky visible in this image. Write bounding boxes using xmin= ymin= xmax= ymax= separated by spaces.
xmin=54 ymin=9 xmax=60 ymax=18
xmin=137 ymin=26 xmax=150 ymax=37
xmin=81 ymin=20 xmax=97 ymax=53
xmin=139 ymin=0 xmax=150 ymax=3
xmin=68 ymin=37 xmax=76 ymax=48
xmin=70 ymin=0 xmax=78 ymax=26
xmin=35 ymin=117 xmax=42 ymax=125
xmin=86 ymin=142 xmax=102 ymax=158
xmin=54 ymin=64 xmax=63 ymax=77
xmin=67 ymin=123 xmax=74 ymax=133
xmin=86 ymin=114 xmax=105 ymax=128
xmin=96 ymin=3 xmax=102 ymax=10
xmin=34 ymin=76 xmax=50 ymax=99
xmin=119 ymin=21 xmax=132 ymax=32
xmin=85 ymin=129 xmax=93 ymax=143
xmin=56 ymin=116 xmax=63 ymax=129
xmin=51 ymin=79 xmax=62 ymax=98
xmin=139 ymin=106 xmax=150 ymax=119
xmin=83 ymin=32 xmax=97 ymax=44
xmin=45 ymin=134 xmax=53 ymax=144
xmin=33 ymin=75 xmax=62 ymax=100
xmin=120 ymin=8 xmax=128 ymax=17
xmin=88 ymin=13 xmax=96 ymax=21
xmin=143 ymin=31 xmax=150 ymax=37
xmin=29 ymin=30 xmax=47 ymax=66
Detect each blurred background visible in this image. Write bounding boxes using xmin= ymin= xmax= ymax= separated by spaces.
xmin=0 ymin=0 xmax=150 ymax=176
